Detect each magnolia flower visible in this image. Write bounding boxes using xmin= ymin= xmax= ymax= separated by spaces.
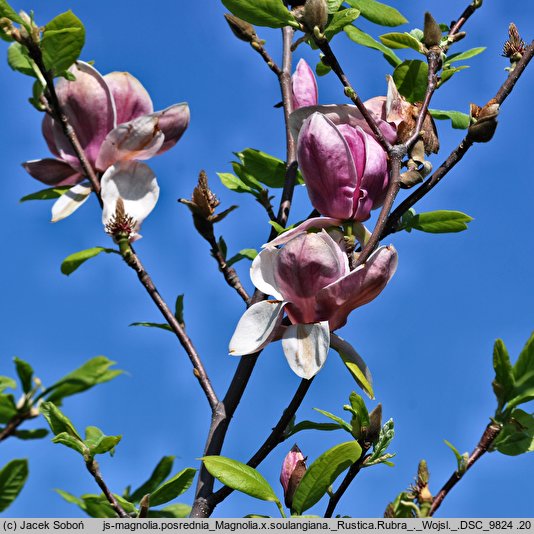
xmin=229 ymin=230 xmax=397 ymax=379
xmin=280 ymin=445 xmax=306 ymax=509
xmin=22 ymin=61 xmax=190 ymax=233
xmin=291 ymin=59 xmax=318 ymax=110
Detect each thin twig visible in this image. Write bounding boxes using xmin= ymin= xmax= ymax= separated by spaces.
xmin=85 ymin=458 xmax=129 ymax=518
xmin=429 ymin=422 xmax=501 ymax=516
xmin=209 ymin=241 xmax=250 ymax=303
xmin=449 ymin=0 xmax=482 ymax=38
xmin=0 ymin=412 xmax=36 ymax=443
xmin=251 ymin=40 xmax=282 ymax=77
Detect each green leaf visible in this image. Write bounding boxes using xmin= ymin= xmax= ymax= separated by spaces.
xmin=325 ymin=8 xmax=360 ymax=41
xmin=0 ymin=459 xmax=29 ymax=512
xmin=129 ymin=456 xmax=175 ymax=504
xmin=52 ymin=432 xmax=88 ymax=456
xmin=439 ymin=65 xmax=469 ymax=86
xmin=0 ymin=394 xmax=18 ymax=424
xmin=55 ymin=489 xmax=86 ymax=511
xmin=0 ymin=376 xmax=16 ymax=393
xmin=366 ymin=419 xmax=395 ymax=466
xmin=40 ymin=401 xmax=82 ymax=440
xmin=41 ymin=11 xmax=85 ymax=75
xmin=444 ymin=439 xmax=468 ymax=474
xmin=235 ymin=149 xmax=288 ymax=189
xmin=0 ymin=0 xmax=22 ymax=22
xmin=148 ymin=503 xmax=191 ymax=518
xmin=492 ymin=339 xmax=515 ymax=409
xmin=149 ymin=468 xmax=197 ymax=507
xmin=380 ymin=32 xmax=422 ymax=52
xmin=221 ymin=0 xmax=296 ymax=29
xmin=13 ymin=357 xmax=33 ymax=394
xmin=327 ymin=0 xmax=344 ymax=13
xmin=45 ymin=356 xmax=123 ymax=405
xmin=20 ymin=186 xmax=71 ymax=203
xmin=345 ymin=0 xmax=407 ymax=27
xmin=7 ymin=42 xmax=35 ymax=76
xmin=314 ymin=408 xmax=352 ymax=434
xmin=444 ymin=47 xmax=486 ymax=66
xmin=401 ymin=210 xmax=473 ymax=233
xmin=232 ymin=162 xmax=264 ymax=192
xmin=286 ymin=420 xmax=344 ymax=438
xmin=174 ymin=295 xmax=185 ymax=326
xmin=217 ymin=172 xmax=256 ymax=195
xmin=508 ymin=332 xmax=534 ymax=409
xmin=61 ymin=247 xmax=118 ymax=276
xmin=344 ymin=25 xmax=401 ymax=68
xmin=84 ymin=426 xmax=121 ymax=457
xmin=82 ymin=495 xmax=118 ymax=518
xmin=201 ymin=456 xmax=278 ymax=502
xmin=13 ymin=428 xmax=49 ymax=440
xmin=292 ymin=441 xmax=362 ymax=514
xmin=316 ymin=60 xmax=332 ymax=77
xmin=429 ymin=109 xmax=470 ymax=129
xmin=130 ymin=322 xmax=172 ymax=332
xmin=493 ymin=410 xmax=534 ymax=456
xmin=392 ymin=59 xmax=428 ymax=103
xmin=226 ymin=248 xmax=258 ymax=268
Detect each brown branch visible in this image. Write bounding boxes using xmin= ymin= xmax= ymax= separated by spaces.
xmin=429 ymin=422 xmax=501 ymax=516
xmin=449 ymin=0 xmax=482 ymax=38
xmin=0 ymin=412 xmax=36 ymax=443
xmin=85 ymin=458 xmax=129 ymax=518
xmin=250 ymin=40 xmax=282 ymax=77
xmin=209 ymin=241 xmax=250 ymax=303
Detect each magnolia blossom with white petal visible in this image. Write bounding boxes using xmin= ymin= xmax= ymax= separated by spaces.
xmin=229 ymin=230 xmax=397 ymax=379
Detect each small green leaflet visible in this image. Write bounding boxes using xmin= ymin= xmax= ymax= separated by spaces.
xmin=13 ymin=357 xmax=33 ymax=394
xmin=324 ymin=8 xmax=360 ymax=41
xmin=327 ymin=0 xmax=344 ymax=14
xmin=226 ymin=248 xmax=258 ymax=267
xmin=61 ymin=247 xmax=119 ymax=276
xmin=84 ymin=426 xmax=121 ymax=457
xmin=128 ymin=456 xmax=175 ymax=504
xmin=0 ymin=0 xmax=23 ymax=23
xmin=221 ymin=0 xmax=297 ymax=29
xmin=40 ymin=401 xmax=82 ymax=440
xmin=7 ymin=42 xmax=35 ymax=76
xmin=365 ymin=419 xmax=395 ymax=466
xmin=0 ymin=459 xmax=28 ymax=513
xmin=429 ymin=109 xmax=470 ymax=130
xmin=20 ymin=186 xmax=71 ymax=203
xmin=444 ymin=440 xmax=468 ymax=474
xmin=286 ymin=420 xmax=344 ymax=438
xmin=379 ymin=32 xmax=422 ymax=53
xmin=493 ymin=410 xmax=534 ymax=456
xmin=130 ymin=322 xmax=172 ymax=332
xmin=444 ymin=47 xmax=486 ymax=67
xmin=291 ymin=441 xmax=362 ymax=514
xmin=345 ymin=0 xmax=407 ymax=27
xmin=149 ymin=468 xmax=197 ymax=507
xmin=492 ymin=339 xmax=515 ymax=410
xmin=400 ymin=210 xmax=473 ymax=234
xmin=316 ymin=60 xmax=332 ymax=77
xmin=507 ymin=332 xmax=534 ymax=410
xmin=392 ymin=60 xmax=428 ymax=103
xmin=344 ymin=26 xmax=401 ymax=68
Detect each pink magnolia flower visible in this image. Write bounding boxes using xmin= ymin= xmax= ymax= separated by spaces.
xmin=292 ymin=59 xmax=318 ymax=110
xmin=280 ymin=444 xmax=306 ymax=509
xmin=23 ymin=61 xmax=190 ymax=234
xmin=229 ymin=230 xmax=397 ymax=379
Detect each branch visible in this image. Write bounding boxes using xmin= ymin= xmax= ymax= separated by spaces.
xmin=0 ymin=412 xmax=36 ymax=443
xmin=85 ymin=458 xmax=129 ymax=518
xmin=209 ymin=242 xmax=250 ymax=303
xmin=429 ymin=422 xmax=501 ymax=516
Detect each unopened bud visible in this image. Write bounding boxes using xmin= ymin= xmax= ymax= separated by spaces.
xmin=502 ymin=23 xmax=525 ymax=65
xmin=468 ymin=100 xmax=499 ymax=143
xmin=303 ymin=0 xmax=328 ymax=32
xmin=280 ymin=445 xmax=307 ymax=509
xmin=367 ymin=404 xmax=382 ymax=444
xmin=423 ymin=12 xmax=442 ymax=48
xmin=224 ymin=13 xmax=258 ymax=44
xmin=417 ymin=460 xmax=430 ymax=486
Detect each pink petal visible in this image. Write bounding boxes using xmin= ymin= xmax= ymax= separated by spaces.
xmin=43 ymin=61 xmax=116 ymax=171
xmin=298 ymin=113 xmax=359 ymax=220
xmin=96 ymin=115 xmax=164 ymax=170
xmin=154 ymin=103 xmax=190 ymax=155
xmin=104 ymin=71 xmax=154 ymax=124
xmin=280 ymin=445 xmax=305 ymax=493
xmin=274 ymin=231 xmax=348 ymax=324
xmin=265 ymin=217 xmax=343 ymax=248
xmin=317 ymin=245 xmax=398 ymax=330
xmin=22 ymin=158 xmax=82 ymax=186
xmin=292 ymin=59 xmax=318 ymax=109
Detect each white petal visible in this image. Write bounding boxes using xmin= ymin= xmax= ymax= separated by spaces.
xmin=282 ymin=321 xmax=330 ymax=379
xmin=229 ymin=300 xmax=285 ymax=356
xmin=51 ymin=181 xmax=92 ymax=222
xmin=250 ymin=248 xmax=284 ymax=300
xmin=101 ymin=161 xmax=159 ymax=236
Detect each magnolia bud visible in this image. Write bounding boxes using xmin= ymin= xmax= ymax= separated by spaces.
xmin=367 ymin=404 xmax=382 ymax=444
xmin=280 ymin=445 xmax=307 ymax=509
xmin=468 ymin=100 xmax=499 ymax=143
xmin=423 ymin=12 xmax=442 ymax=48
xmin=224 ymin=13 xmax=258 ymax=44
xmin=303 ymin=0 xmax=328 ymax=31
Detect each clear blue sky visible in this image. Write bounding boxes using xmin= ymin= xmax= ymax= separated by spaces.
xmin=0 ymin=0 xmax=533 ymax=518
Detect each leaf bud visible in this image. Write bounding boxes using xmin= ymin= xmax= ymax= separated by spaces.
xmin=502 ymin=23 xmax=525 ymax=66
xmin=303 ymin=0 xmax=328 ymax=32
xmin=423 ymin=12 xmax=442 ymax=48
xmin=224 ymin=13 xmax=259 ymax=44
xmin=417 ymin=459 xmax=430 ymax=486
xmin=468 ymin=100 xmax=499 ymax=143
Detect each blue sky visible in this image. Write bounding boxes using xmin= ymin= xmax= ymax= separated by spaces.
xmin=0 ymin=0 xmax=533 ymax=518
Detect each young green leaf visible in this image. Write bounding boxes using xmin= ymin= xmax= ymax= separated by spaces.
xmin=443 ymin=440 xmax=468 ymax=474
xmin=508 ymin=332 xmax=534 ymax=409
xmin=345 ymin=0 xmax=407 ymax=27
xmin=61 ymin=247 xmax=118 ymax=276
xmin=324 ymin=8 xmax=360 ymax=41
xmin=0 ymin=0 xmax=23 ymax=23
xmin=444 ymin=47 xmax=486 ymax=66
xmin=13 ymin=429 xmax=49 ymax=440
xmin=439 ymin=65 xmax=469 ymax=86
xmin=314 ymin=408 xmax=353 ymax=434
xmin=291 ymin=441 xmax=362 ymax=514
xmin=201 ymin=456 xmax=279 ymax=503
xmin=44 ymin=356 xmax=123 ymax=405
xmin=174 ymin=295 xmax=185 ymax=326
xmin=327 ymin=0 xmax=344 ymax=14
xmin=235 ymin=149 xmax=290 ymax=189
xmin=226 ymin=248 xmax=258 ymax=268
xmin=344 ymin=26 xmax=401 ymax=68
xmin=217 ymin=172 xmax=257 ymax=195
xmin=401 ymin=210 xmax=473 ymax=233
xmin=84 ymin=426 xmax=121 ymax=457
xmin=392 ymin=60 xmax=428 ymax=103
xmin=429 ymin=109 xmax=470 ymax=129
xmin=0 ymin=459 xmax=29 ymax=512
xmin=365 ymin=418 xmax=395 ymax=466
xmin=286 ymin=420 xmax=344 ymax=438
xmin=40 ymin=401 xmax=82 ymax=440
xmin=493 ymin=410 xmax=534 ymax=456
xmin=316 ymin=60 xmax=332 ymax=76
xmin=221 ymin=0 xmax=297 ymax=29
xmin=149 ymin=468 xmax=197 ymax=507
xmin=148 ymin=503 xmax=191 ymax=518
xmin=20 ymin=186 xmax=71 ymax=203
xmin=0 ymin=394 xmax=18 ymax=424
xmin=13 ymin=357 xmax=33 ymax=394
xmin=380 ymin=32 xmax=422 ymax=52
xmin=492 ymin=339 xmax=515 ymax=410
xmin=52 ymin=432 xmax=88 ymax=456
xmin=41 ymin=11 xmax=85 ymax=75
xmin=0 ymin=376 xmax=17 ymax=393
xmin=129 ymin=456 xmax=175 ymax=504
xmin=82 ymin=495 xmax=119 ymax=518
xmin=130 ymin=322 xmax=173 ymax=332
xmin=7 ymin=42 xmax=35 ymax=76
xmin=55 ymin=488 xmax=86 ymax=511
